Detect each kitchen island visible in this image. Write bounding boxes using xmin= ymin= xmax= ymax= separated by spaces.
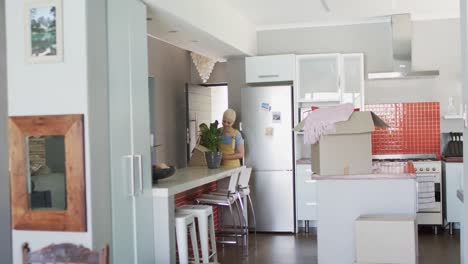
xmin=314 ymin=162 xmax=417 ymax=264
xmin=152 ymin=166 xmax=242 ymax=264
xmin=458 ymin=189 xmax=464 ymax=263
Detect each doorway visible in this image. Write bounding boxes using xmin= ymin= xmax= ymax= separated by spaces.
xmin=185 ymin=83 xmax=228 ymax=162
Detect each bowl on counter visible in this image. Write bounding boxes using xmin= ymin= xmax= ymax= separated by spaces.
xmin=152 ymin=165 xmax=176 ymax=184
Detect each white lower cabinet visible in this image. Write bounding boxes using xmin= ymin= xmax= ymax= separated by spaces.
xmin=444 ymin=162 xmax=463 ymax=224
xmin=296 ymin=164 xmax=317 ymax=221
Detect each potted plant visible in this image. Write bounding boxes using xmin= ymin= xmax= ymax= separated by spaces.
xmin=199 ymin=121 xmax=222 ymax=169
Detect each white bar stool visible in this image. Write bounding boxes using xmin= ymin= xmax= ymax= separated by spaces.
xmin=177 ymin=205 xmax=217 ymax=264
xmin=175 ymin=212 xmax=200 ymax=264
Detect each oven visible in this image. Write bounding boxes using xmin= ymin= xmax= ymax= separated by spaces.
xmin=412 ymin=160 xmax=443 ymax=225
xmin=373 ymin=154 xmax=443 ymax=228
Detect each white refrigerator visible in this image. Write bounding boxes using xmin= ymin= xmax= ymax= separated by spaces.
xmin=241 ymin=85 xmax=295 ymax=232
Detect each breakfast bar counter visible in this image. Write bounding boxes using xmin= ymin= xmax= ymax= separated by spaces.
xmin=153 ymin=166 xmax=242 ymax=197
xmin=152 ymin=166 xmax=242 ymax=263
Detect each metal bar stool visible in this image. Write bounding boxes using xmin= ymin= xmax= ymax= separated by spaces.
xmin=208 ymin=167 xmax=256 ymax=248
xmin=196 ymin=169 xmax=244 ymax=246
xmin=175 ymin=212 xmax=200 ymax=264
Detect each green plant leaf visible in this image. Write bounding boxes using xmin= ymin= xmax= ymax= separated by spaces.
xmin=198 ymin=121 xmax=221 ymax=152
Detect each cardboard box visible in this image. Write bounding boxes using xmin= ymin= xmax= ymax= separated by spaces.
xmin=188 ymin=145 xmax=209 ymax=166
xmin=312 ymin=111 xmax=388 ymax=176
xmin=355 ymin=215 xmax=417 ymax=264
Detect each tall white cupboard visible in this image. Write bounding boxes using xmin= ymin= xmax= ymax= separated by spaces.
xmin=108 ymin=0 xmax=155 ymax=263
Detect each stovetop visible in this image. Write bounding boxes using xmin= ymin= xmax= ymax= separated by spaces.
xmin=372 ymin=154 xmax=438 ymax=162
xmin=372 ymin=154 xmax=441 ymax=173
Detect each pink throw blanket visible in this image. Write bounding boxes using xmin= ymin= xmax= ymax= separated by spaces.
xmin=303 ymin=103 xmax=354 ymax=144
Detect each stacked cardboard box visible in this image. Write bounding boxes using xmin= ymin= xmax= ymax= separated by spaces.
xmin=311 ymin=111 xmax=388 ymax=176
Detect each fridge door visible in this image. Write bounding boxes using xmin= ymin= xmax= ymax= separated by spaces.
xmin=241 ymin=86 xmax=293 ymax=171
xmin=249 ymin=170 xmax=295 ymax=232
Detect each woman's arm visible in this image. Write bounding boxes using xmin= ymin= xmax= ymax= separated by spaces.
xmin=222 ymin=143 xmax=244 ymax=160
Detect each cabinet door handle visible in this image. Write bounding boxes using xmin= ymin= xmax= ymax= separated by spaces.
xmin=306 ymin=202 xmax=317 ymax=206
xmin=258 ymin=74 xmax=279 ymax=78
xmin=123 ymin=155 xmax=135 ymax=197
xmin=135 ymin=154 xmax=143 ymax=194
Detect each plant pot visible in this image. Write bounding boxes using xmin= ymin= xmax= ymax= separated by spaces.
xmin=205 ymin=151 xmax=222 ymax=169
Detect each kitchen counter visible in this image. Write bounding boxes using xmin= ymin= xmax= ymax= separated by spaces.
xmin=444 ymin=157 xmax=464 ymax=163
xmin=312 ymin=161 xmax=416 ymax=180
xmin=153 ymin=166 xmax=242 ymax=197
xmin=152 ymin=166 xmax=242 ymax=263
xmin=313 ymin=174 xmax=415 ymax=180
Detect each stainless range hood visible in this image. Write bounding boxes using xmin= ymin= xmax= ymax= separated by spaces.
xmin=367 ymin=14 xmax=439 ymax=80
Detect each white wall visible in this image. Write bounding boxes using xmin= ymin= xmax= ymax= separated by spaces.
xmin=6 ymin=0 xmax=92 ymax=262
xmin=256 ymin=19 xmax=461 ymax=112
xmin=366 ymin=19 xmax=461 ymax=115
xmin=258 ymin=22 xmax=393 ymax=72
xmin=0 ymin=0 xmax=11 ymax=261
xmin=226 ymin=57 xmax=246 ymax=128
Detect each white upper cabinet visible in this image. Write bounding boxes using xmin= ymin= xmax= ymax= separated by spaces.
xmin=296 ymin=54 xmax=341 ymax=103
xmin=245 ymin=54 xmax=295 ymax=83
xmin=296 ymin=53 xmax=364 ymax=109
xmin=342 ymin=54 xmax=365 ymax=109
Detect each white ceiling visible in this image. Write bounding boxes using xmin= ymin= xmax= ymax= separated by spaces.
xmin=146 ymin=8 xmax=246 ymax=61
xmin=145 ymin=0 xmax=460 ymax=60
xmin=227 ymin=0 xmax=460 ymax=30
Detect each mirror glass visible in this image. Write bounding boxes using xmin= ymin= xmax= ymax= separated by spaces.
xmin=26 ymin=135 xmax=67 ymax=210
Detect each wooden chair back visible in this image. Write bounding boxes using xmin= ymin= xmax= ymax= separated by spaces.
xmin=22 ymin=242 xmax=109 ymax=264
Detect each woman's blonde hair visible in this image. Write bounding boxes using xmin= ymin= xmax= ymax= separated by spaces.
xmin=223 ymin=109 xmax=236 ymax=123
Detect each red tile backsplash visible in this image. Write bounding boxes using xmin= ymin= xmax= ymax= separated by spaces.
xmin=365 ymin=102 xmax=440 ymax=157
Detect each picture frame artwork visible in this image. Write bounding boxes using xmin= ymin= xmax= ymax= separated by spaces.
xmin=25 ymin=0 xmax=63 ymax=63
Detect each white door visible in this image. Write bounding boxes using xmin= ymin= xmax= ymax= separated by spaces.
xmin=129 ymin=1 xmax=155 ymax=263
xmin=185 ymin=84 xmax=228 ymax=162
xmin=109 ymin=0 xmax=154 ymax=263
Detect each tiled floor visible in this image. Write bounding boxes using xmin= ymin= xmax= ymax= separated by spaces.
xmin=217 ymin=229 xmax=460 ymax=264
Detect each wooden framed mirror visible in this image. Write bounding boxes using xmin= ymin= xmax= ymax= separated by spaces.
xmin=9 ymin=114 xmax=86 ymax=232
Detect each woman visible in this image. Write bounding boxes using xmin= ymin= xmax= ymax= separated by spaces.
xmin=219 ymin=109 xmax=244 ymax=167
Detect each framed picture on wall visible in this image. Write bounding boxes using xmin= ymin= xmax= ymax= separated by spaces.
xmin=24 ymin=0 xmax=63 ymax=63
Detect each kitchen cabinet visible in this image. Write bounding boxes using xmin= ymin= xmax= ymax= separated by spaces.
xmin=295 ymin=164 xmax=317 ymax=222
xmin=245 ymin=54 xmax=295 ymax=83
xmin=296 ymin=53 xmax=364 ymax=109
xmin=108 ymin=0 xmax=154 ymax=263
xmin=444 ymin=162 xmax=463 ymax=224
xmin=296 ymin=54 xmax=341 ymax=103
xmin=342 ymin=54 xmax=365 ymax=109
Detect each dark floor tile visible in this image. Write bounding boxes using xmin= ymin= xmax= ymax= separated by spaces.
xmin=217 ymin=229 xmax=460 ymax=264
